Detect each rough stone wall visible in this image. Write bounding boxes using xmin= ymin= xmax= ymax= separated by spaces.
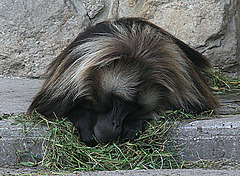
xmin=0 ymin=0 xmax=239 ymax=78
xmin=0 ymin=0 xmax=89 ymax=78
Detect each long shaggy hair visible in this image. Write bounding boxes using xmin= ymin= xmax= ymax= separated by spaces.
xmin=28 ymin=18 xmax=218 ymax=145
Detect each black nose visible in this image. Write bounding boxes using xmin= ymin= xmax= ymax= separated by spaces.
xmin=93 ymin=122 xmax=122 ymax=143
xmin=111 ymin=120 xmax=120 ymax=129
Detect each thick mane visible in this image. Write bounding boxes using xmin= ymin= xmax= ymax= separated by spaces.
xmin=28 ymin=17 xmax=218 ymax=119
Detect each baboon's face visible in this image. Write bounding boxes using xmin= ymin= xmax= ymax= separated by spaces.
xmin=69 ymin=95 xmax=148 ymax=146
xmin=92 ymin=95 xmax=141 ymax=143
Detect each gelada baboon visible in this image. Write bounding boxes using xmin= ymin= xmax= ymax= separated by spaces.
xmin=28 ymin=18 xmax=218 ymax=146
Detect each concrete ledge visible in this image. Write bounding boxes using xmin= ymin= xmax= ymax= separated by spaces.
xmin=1 ymin=115 xmax=239 ymax=166
xmin=0 ymin=167 xmax=240 ymax=176
xmin=174 ymin=115 xmax=240 ymax=161
xmin=0 ymin=119 xmax=47 ymax=165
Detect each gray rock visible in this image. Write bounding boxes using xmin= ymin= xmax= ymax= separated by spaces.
xmin=82 ymin=0 xmax=105 ymax=19
xmin=203 ymin=0 xmax=240 ymax=78
xmin=0 ymin=0 xmax=90 ymax=78
xmin=0 ymin=0 xmax=239 ymax=78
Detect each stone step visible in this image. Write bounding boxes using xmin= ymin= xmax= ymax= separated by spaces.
xmin=1 ymin=115 xmax=239 ymax=166
xmin=174 ymin=114 xmax=240 ymax=161
xmin=0 ymin=167 xmax=240 ymax=176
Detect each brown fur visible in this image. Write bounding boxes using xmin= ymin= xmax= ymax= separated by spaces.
xmin=28 ymin=18 xmax=218 ymax=145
